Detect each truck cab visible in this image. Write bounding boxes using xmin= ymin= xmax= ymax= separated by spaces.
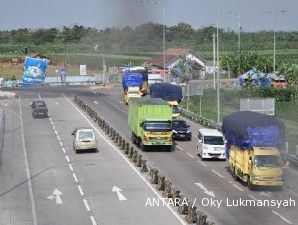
xmin=229 ymin=145 xmax=283 ymax=190
xmin=167 ymin=100 xmax=180 ymax=118
xmin=124 ymin=87 xmax=142 ymax=104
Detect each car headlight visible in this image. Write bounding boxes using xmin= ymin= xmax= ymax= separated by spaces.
xmin=173 ymin=130 xmax=178 ymax=134
xmin=186 ymin=130 xmax=191 ymax=133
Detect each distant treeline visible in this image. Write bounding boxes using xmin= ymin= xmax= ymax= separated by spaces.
xmin=0 ymin=22 xmax=297 ymax=54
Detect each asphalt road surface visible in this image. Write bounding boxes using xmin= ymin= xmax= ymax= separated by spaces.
xmin=0 ymin=86 xmax=297 ymax=225
xmin=0 ymin=88 xmax=185 ymax=225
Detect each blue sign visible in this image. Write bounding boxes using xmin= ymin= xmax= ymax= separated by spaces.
xmin=23 ymin=57 xmax=48 ymax=85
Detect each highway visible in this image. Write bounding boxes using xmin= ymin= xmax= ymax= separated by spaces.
xmin=0 ymin=88 xmax=185 ymax=225
xmin=0 ymin=86 xmax=297 ymax=225
xmin=74 ymin=84 xmax=298 ymax=225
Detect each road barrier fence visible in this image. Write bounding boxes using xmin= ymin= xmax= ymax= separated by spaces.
xmin=73 ymin=94 xmax=215 ymax=225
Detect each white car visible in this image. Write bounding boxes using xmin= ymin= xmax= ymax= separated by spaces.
xmin=197 ymin=128 xmax=225 ymax=160
xmin=72 ymin=128 xmax=97 ymax=153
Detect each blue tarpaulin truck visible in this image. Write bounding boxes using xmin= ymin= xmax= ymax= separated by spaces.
xmin=222 ymin=111 xmax=284 ymax=190
xmin=150 ymin=83 xmax=183 ymax=117
xmin=122 ymin=72 xmax=143 ymax=104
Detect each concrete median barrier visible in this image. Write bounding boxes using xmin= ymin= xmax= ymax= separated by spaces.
xmin=178 ymin=198 xmax=189 ymax=214
xmin=185 ymin=203 xmax=197 ymax=224
xmin=140 ymin=160 xmax=148 ymax=173
xmin=72 ymin=96 xmax=215 ymax=225
xmin=197 ymin=211 xmax=208 ymax=225
xmin=157 ymin=176 xmax=165 ymax=191
xmin=162 ymin=181 xmax=172 ymax=198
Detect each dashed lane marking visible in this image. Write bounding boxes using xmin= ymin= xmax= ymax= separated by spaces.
xmin=90 ymin=216 xmax=97 ymax=225
xmin=73 ymin=173 xmax=79 ymax=183
xmin=232 ymin=183 xmax=244 ymax=192
xmin=78 ymin=185 xmax=85 ymax=196
xmin=65 ymin=155 xmax=70 ymax=162
xmin=197 ymin=160 xmax=207 ymax=167
xmin=211 ymin=169 xmax=225 ymax=178
xmin=248 ymin=194 xmax=258 ymax=201
xmin=186 ymin=153 xmax=195 ymax=158
xmin=61 ymin=147 xmax=66 ymax=153
xmin=272 ymin=210 xmax=293 ymax=224
xmin=83 ymin=199 xmax=91 ymax=211
xmin=69 ymin=164 xmax=74 ymax=172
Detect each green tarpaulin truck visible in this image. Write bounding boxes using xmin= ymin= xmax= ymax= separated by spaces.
xmin=128 ymin=98 xmax=173 ymax=151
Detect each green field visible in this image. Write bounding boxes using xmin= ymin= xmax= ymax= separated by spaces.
xmin=182 ymin=90 xmax=298 ymax=154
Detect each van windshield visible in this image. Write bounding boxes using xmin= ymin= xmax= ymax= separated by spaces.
xmin=144 ymin=121 xmax=172 ymax=131
xmin=204 ymin=136 xmax=224 ymax=145
xmin=78 ymin=130 xmax=94 ymax=139
xmin=254 ymin=155 xmax=282 ymax=167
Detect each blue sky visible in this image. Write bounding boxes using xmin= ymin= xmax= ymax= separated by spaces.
xmin=0 ymin=0 xmax=297 ymax=31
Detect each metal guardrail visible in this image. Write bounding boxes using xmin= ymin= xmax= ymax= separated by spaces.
xmin=179 ymin=107 xmax=298 ymax=166
xmin=179 ymin=107 xmax=221 ymax=130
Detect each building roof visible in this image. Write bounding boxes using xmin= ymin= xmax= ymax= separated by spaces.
xmin=143 ymin=48 xmax=204 ymax=69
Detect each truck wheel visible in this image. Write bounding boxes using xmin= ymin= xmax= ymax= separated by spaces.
xmin=248 ymin=181 xmax=255 ymax=191
xmin=232 ymin=168 xmax=239 ymax=181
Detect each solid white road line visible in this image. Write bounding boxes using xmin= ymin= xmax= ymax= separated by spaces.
xmin=83 ymin=199 xmax=91 ymax=211
xmin=272 ymin=210 xmax=293 ymax=224
xmin=63 ymin=94 xmax=188 ymax=225
xmin=19 ymin=99 xmax=38 ymax=225
xmin=186 ymin=153 xmax=195 ymax=159
xmin=73 ymin=173 xmax=79 ymax=182
xmin=232 ymin=184 xmax=244 ymax=192
xmin=211 ymin=169 xmax=225 ymax=178
xmin=90 ymin=216 xmax=97 ymax=225
xmin=78 ymin=185 xmax=85 ymax=196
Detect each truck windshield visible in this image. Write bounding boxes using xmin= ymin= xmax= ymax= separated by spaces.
xmin=173 ymin=105 xmax=179 ymax=114
xmin=144 ymin=121 xmax=172 ymax=131
xmin=254 ymin=155 xmax=282 ymax=167
xmin=204 ymin=136 xmax=224 ymax=145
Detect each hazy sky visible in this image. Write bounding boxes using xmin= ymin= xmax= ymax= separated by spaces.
xmin=0 ymin=0 xmax=297 ymax=31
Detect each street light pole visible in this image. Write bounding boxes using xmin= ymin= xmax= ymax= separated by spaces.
xmin=213 ymin=33 xmax=216 ymax=90
xmin=216 ymin=0 xmax=220 ymax=124
xmin=228 ymin=12 xmax=241 ymax=74
xmin=162 ymin=7 xmax=166 ymax=81
xmin=267 ymin=10 xmax=285 ymax=73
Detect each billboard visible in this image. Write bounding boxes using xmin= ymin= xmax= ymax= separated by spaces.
xmin=23 ymin=57 xmax=48 ymax=85
xmin=80 ymin=65 xmax=87 ymax=76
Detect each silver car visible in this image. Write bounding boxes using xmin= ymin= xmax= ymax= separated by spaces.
xmin=72 ymin=127 xmax=97 ymax=153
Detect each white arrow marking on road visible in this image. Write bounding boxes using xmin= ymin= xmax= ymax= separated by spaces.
xmin=112 ymin=186 xmax=127 ymax=201
xmin=47 ymin=188 xmax=63 ymax=204
xmin=195 ymin=183 xmax=215 ymax=198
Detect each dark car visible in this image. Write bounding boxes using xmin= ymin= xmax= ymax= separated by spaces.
xmin=31 ymin=101 xmax=48 ymax=118
xmin=172 ymin=119 xmax=192 ymax=141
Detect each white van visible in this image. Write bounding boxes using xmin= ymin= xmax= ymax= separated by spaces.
xmin=197 ymin=128 xmax=225 ymax=160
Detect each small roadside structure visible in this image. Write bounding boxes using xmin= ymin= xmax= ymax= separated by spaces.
xmin=143 ymin=48 xmax=205 ymax=81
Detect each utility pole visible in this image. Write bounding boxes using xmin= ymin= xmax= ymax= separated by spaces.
xmin=213 ymin=33 xmax=216 ymax=90
xmin=216 ymin=0 xmax=220 ymax=124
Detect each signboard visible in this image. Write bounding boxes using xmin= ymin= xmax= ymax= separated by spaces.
xmin=23 ymin=57 xmax=47 ymax=85
xmin=183 ymin=84 xmax=203 ymax=97
xmin=240 ymin=98 xmax=275 ymax=115
xmin=80 ymin=65 xmax=87 ymax=76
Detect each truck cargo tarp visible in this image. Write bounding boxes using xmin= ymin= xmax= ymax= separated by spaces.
xmin=150 ymin=83 xmax=183 ymax=102
xmin=222 ymin=111 xmax=285 ymax=156
xmin=122 ymin=73 xmax=143 ymax=90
